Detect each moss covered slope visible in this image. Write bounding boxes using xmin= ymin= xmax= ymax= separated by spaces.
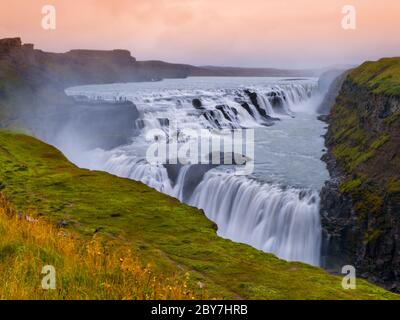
xmin=0 ymin=194 xmax=204 ymax=300
xmin=327 ymin=58 xmax=400 ymax=216
xmin=322 ymin=57 xmax=400 ymax=291
xmin=0 ymin=130 xmax=396 ymax=299
xmin=348 ymin=57 xmax=400 ymax=96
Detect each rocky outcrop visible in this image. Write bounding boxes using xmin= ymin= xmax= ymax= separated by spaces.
xmin=320 ymin=58 xmax=400 ymax=292
xmin=0 ymin=38 xmax=146 ymax=148
xmin=192 ymin=98 xmax=204 ymax=110
xmin=0 ymin=37 xmax=22 ymax=52
xmin=0 ymin=37 xmax=195 ymax=90
xmin=244 ymin=90 xmax=276 ymax=125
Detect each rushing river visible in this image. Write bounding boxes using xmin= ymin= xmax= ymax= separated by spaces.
xmin=63 ymin=77 xmax=329 ymax=266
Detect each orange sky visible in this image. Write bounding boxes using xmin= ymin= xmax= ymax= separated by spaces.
xmin=0 ymin=0 xmax=399 ymax=68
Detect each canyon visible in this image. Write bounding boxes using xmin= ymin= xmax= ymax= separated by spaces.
xmin=0 ymin=37 xmax=399 ymax=298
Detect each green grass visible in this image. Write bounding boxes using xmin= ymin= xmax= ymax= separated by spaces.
xmin=0 ymin=195 xmax=206 ymax=300
xmin=329 ymin=103 xmax=391 ymax=215
xmin=387 ymin=179 xmax=400 ymax=194
xmin=330 ymin=104 xmax=390 ymax=173
xmin=339 ymin=178 xmax=362 ymax=194
xmin=349 ymin=57 xmax=400 ymax=96
xmin=0 ymin=130 xmax=397 ymax=299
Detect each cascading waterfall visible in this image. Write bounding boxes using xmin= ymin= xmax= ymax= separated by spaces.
xmin=65 ymin=77 xmax=325 ymax=267
xmin=98 ymin=150 xmax=173 ymax=194
xmin=257 ymin=94 xmax=276 ymax=117
xmin=189 ymin=171 xmax=321 ymax=266
xmin=67 ymin=81 xmax=316 ymax=132
xmin=170 ymin=165 xmax=192 ymax=200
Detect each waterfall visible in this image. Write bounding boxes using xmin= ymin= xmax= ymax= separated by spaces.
xmin=66 ymin=81 xmax=317 ymax=132
xmin=257 ymin=94 xmax=276 ymax=117
xmin=88 ymin=153 xmax=322 ymax=266
xmin=64 ymin=77 xmax=325 ymax=267
xmin=100 ymin=152 xmax=173 ymax=194
xmin=189 ymin=171 xmax=321 ymax=266
xmin=170 ymin=165 xmax=192 ymax=201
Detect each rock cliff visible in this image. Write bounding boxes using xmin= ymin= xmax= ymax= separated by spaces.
xmin=320 ymin=58 xmax=400 ymax=292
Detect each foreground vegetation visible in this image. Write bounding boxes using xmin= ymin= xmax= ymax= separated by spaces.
xmin=0 ymin=194 xmax=205 ymax=300
xmin=0 ymin=130 xmax=397 ymax=299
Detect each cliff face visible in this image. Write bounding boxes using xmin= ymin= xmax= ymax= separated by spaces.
xmin=0 ymin=37 xmax=192 ymax=89
xmin=321 ymin=58 xmax=400 ymax=292
xmin=0 ymin=38 xmax=144 ymax=148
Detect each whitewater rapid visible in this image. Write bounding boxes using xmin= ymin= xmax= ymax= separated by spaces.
xmin=63 ymin=77 xmax=327 ymax=266
xmin=189 ymin=171 xmax=321 ymax=265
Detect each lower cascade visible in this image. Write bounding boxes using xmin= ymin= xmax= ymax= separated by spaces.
xmin=188 ymin=171 xmax=321 ymax=266
xmin=87 ymin=153 xmax=322 ymax=266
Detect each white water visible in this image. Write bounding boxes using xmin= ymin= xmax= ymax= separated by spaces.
xmin=64 ymin=77 xmax=328 ymax=266
xmin=67 ymin=77 xmax=315 ymax=132
xmin=189 ymin=171 xmax=321 ymax=265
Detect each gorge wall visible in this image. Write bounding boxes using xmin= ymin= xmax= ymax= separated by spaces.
xmin=0 ymin=37 xmax=316 ymax=145
xmin=0 ymin=38 xmax=146 ymax=148
xmin=320 ymin=58 xmax=400 ymax=292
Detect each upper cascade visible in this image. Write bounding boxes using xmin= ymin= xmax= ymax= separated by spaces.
xmin=67 ymin=81 xmax=317 ymax=132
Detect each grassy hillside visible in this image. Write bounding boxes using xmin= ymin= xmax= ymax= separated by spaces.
xmin=0 ymin=194 xmax=203 ymax=300
xmin=0 ymin=130 xmax=397 ymax=299
xmin=348 ymin=57 xmax=400 ymax=95
xmin=329 ymin=59 xmax=400 ymax=215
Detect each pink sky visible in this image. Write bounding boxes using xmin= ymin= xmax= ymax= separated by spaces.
xmin=0 ymin=0 xmax=399 ymax=68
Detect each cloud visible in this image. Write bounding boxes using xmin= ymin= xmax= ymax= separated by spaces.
xmin=0 ymin=0 xmax=399 ymax=68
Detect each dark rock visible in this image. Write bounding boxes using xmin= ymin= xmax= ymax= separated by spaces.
xmin=136 ymin=119 xmax=145 ymax=129
xmin=320 ymin=76 xmax=400 ymax=293
xmin=110 ymin=213 xmax=121 ymax=218
xmin=203 ymin=110 xmax=222 ymax=129
xmin=241 ymin=102 xmax=254 ymax=118
xmin=0 ymin=37 xmax=22 ymax=53
xmin=266 ymin=91 xmax=285 ymax=108
xmin=244 ymin=90 xmax=277 ymax=124
xmin=192 ymin=98 xmax=204 ymax=110
xmin=244 ymin=90 xmax=264 ymax=115
xmin=215 ymin=104 xmax=238 ymax=123
xmin=317 ymin=114 xmax=330 ymax=122
xmin=158 ymin=118 xmax=170 ymax=127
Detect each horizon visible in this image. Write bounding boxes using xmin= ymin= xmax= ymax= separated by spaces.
xmin=1 ymin=35 xmax=364 ymax=71
xmin=1 ymin=0 xmax=400 ymax=69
